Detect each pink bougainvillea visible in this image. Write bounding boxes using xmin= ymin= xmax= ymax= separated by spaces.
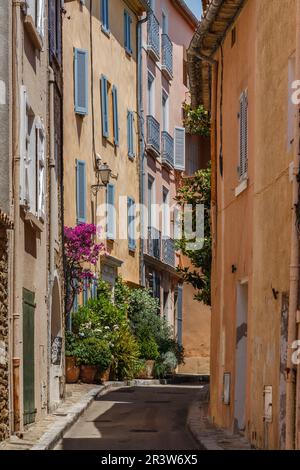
xmin=64 ymin=223 xmax=105 ymax=315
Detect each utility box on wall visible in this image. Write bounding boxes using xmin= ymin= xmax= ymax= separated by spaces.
xmin=263 ymin=386 xmax=273 ymax=423
xmin=223 ymin=372 xmax=231 ymax=405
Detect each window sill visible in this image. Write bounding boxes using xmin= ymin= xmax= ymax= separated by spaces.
xmin=235 ymin=178 xmax=248 ymax=197
xmin=24 ymin=211 xmax=44 ymax=232
xmin=24 ymin=15 xmax=43 ymax=51
xmin=101 ymin=26 xmax=111 ymax=38
xmin=128 ymin=154 xmax=135 ymax=161
xmin=125 ymin=48 xmax=133 ymax=58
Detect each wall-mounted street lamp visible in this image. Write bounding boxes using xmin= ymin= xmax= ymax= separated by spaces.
xmin=91 ymin=157 xmax=117 ymax=195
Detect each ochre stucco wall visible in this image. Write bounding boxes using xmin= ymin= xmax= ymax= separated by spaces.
xmin=210 ymin=0 xmax=296 ymax=449
xmin=63 ymin=0 xmax=141 ymax=286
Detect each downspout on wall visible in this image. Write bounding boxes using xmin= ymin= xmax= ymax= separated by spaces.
xmin=286 ymin=0 xmax=300 ymax=449
xmin=137 ymin=13 xmax=148 ymax=287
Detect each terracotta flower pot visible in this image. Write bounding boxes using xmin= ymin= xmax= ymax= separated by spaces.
xmin=66 ymin=356 xmax=80 ymax=384
xmin=137 ymin=360 xmax=155 ymax=379
xmin=99 ymin=367 xmax=111 ymax=383
xmin=80 ymin=365 xmax=97 ymax=384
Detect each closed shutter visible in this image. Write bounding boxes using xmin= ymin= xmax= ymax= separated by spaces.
xmin=49 ymin=0 xmax=56 ymax=58
xmin=177 ymin=284 xmax=183 ymax=346
xmin=101 ymin=75 xmax=109 ymax=138
xmin=127 ymin=111 xmax=135 ymax=157
xmin=23 ymin=289 xmax=36 ymax=426
xmin=239 ymin=90 xmax=248 ymax=180
xmin=28 ymin=118 xmax=37 ymax=215
xmin=124 ymin=11 xmax=132 ymax=54
xmin=56 ymin=0 xmax=62 ymax=63
xmin=112 ymin=85 xmax=119 ymax=146
xmin=37 ymin=120 xmax=46 ymax=220
xmin=174 ymin=127 xmax=185 ymax=170
xmin=76 ymin=160 xmax=86 ymax=223
xmin=74 ymin=48 xmax=88 ymax=115
xmin=20 ymin=86 xmax=27 ymax=205
xmin=107 ymin=183 xmax=115 ymax=240
xmin=128 ymin=197 xmax=136 ymax=250
xmin=37 ymin=0 xmax=45 ymax=37
xmin=101 ymin=0 xmax=109 ymax=31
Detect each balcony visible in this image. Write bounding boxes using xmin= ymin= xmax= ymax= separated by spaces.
xmin=147 ymin=226 xmax=161 ymax=260
xmin=146 ymin=115 xmax=160 ymax=157
xmin=161 ymin=34 xmax=173 ymax=80
xmin=161 ymin=131 xmax=174 ymax=168
xmin=162 ymin=237 xmax=175 ymax=267
xmin=147 ymin=13 xmax=160 ymax=61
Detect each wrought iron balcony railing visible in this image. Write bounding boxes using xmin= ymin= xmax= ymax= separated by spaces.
xmin=147 ymin=226 xmax=161 ymax=260
xmin=161 ymin=131 xmax=174 ymax=168
xmin=162 ymin=237 xmax=175 ymax=267
xmin=146 ymin=115 xmax=160 ymax=157
xmin=147 ymin=13 xmax=160 ymax=61
xmin=161 ymin=34 xmax=173 ymax=80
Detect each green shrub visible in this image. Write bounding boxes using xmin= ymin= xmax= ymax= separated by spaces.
xmin=139 ymin=336 xmax=159 ymax=360
xmin=154 ymin=351 xmax=178 ymax=378
xmin=65 ymin=330 xmax=79 ymax=357
xmin=110 ymin=324 xmax=140 ymax=380
xmin=75 ymin=337 xmax=112 ymax=370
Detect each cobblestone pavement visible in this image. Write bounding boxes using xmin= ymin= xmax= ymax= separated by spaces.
xmin=0 ymin=384 xmax=100 ymax=451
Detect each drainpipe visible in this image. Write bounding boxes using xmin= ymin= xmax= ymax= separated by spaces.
xmin=137 ymin=12 xmax=149 ymax=287
xmin=286 ymin=0 xmax=300 ymax=450
xmin=11 ymin=0 xmax=22 ymax=433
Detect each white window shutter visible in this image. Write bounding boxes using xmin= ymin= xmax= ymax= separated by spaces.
xmin=37 ymin=120 xmax=46 ymax=220
xmin=37 ymin=0 xmax=45 ymax=37
xmin=27 ymin=0 xmax=36 ymax=21
xmin=20 ymin=86 xmax=27 ymax=205
xmin=174 ymin=126 xmax=185 ymax=170
xmin=27 ymin=116 xmax=37 ymax=215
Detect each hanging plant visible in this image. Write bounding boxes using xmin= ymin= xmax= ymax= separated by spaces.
xmin=182 ymin=102 xmax=211 ymax=137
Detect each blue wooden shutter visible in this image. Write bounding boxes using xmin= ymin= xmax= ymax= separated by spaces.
xmin=177 ymin=284 xmax=183 ymax=346
xmin=76 ymin=160 xmax=86 ymax=223
xmin=127 ymin=111 xmax=134 ymax=157
xmin=128 ymin=197 xmax=136 ymax=250
xmin=101 ymin=75 xmax=109 ymax=138
xmin=101 ymin=0 xmax=109 ymax=31
xmin=74 ymin=48 xmax=88 ymax=115
xmin=112 ymin=85 xmax=119 ymax=146
xmin=107 ymin=183 xmax=115 ymax=240
xmin=124 ymin=11 xmax=132 ymax=54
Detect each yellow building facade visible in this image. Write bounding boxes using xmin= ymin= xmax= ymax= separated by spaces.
xmin=63 ymin=0 xmax=147 ymax=293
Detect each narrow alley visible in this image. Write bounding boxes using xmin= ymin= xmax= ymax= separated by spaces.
xmin=56 ymin=386 xmax=201 ymax=451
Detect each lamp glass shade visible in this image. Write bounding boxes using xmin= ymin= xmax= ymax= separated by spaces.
xmin=99 ymin=164 xmax=111 ymax=185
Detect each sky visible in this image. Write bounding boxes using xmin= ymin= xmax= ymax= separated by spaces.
xmin=184 ymin=0 xmax=202 ymax=19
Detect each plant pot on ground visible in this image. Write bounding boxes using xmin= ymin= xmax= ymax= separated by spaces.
xmin=137 ymin=337 xmax=159 ymax=379
xmin=76 ymin=337 xmax=112 ymax=384
xmin=66 ymin=356 xmax=80 ymax=384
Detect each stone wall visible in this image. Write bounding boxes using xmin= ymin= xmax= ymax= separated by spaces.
xmin=0 ymin=226 xmax=9 ymax=441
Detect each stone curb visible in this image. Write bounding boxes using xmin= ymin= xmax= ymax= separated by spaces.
xmin=31 ymin=382 xmax=126 ymax=451
xmin=187 ymin=400 xmax=223 ymax=450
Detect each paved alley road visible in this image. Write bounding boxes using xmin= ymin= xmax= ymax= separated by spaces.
xmin=57 ymin=385 xmax=202 ymax=450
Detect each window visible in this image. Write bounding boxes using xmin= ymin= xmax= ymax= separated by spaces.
xmin=76 ymin=160 xmax=86 ymax=224
xmin=162 ymin=90 xmax=169 ymax=132
xmin=128 ymin=197 xmax=136 ymax=251
xmin=148 ymin=72 xmax=155 ymax=116
xmin=148 ymin=175 xmax=155 ymax=228
xmin=19 ymin=86 xmax=46 ymax=220
xmin=174 ymin=127 xmax=186 ymax=170
xmin=101 ymin=75 xmax=109 ymax=137
xmin=112 ymin=85 xmax=119 ymax=146
xmin=238 ymin=90 xmax=248 ymax=180
xmin=74 ymin=48 xmax=88 ymax=115
xmin=106 ymin=183 xmax=116 ymax=240
xmin=101 ymin=0 xmax=109 ymax=33
xmin=127 ymin=111 xmax=135 ymax=158
xmin=27 ymin=0 xmax=45 ymax=37
xmin=288 ymin=56 xmax=296 ymax=151
xmin=162 ymin=187 xmax=170 ymax=238
xmin=49 ymin=0 xmax=62 ymax=62
xmin=162 ymin=10 xmax=168 ymax=35
xmin=231 ymin=27 xmax=236 ymax=47
xmin=124 ymin=11 xmax=132 ymax=55
xmin=176 ymin=284 xmax=183 ymax=346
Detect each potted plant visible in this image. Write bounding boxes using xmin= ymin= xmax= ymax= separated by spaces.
xmin=137 ymin=336 xmax=159 ymax=379
xmin=65 ymin=331 xmax=80 ymax=384
xmin=76 ymin=337 xmax=112 ymax=384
